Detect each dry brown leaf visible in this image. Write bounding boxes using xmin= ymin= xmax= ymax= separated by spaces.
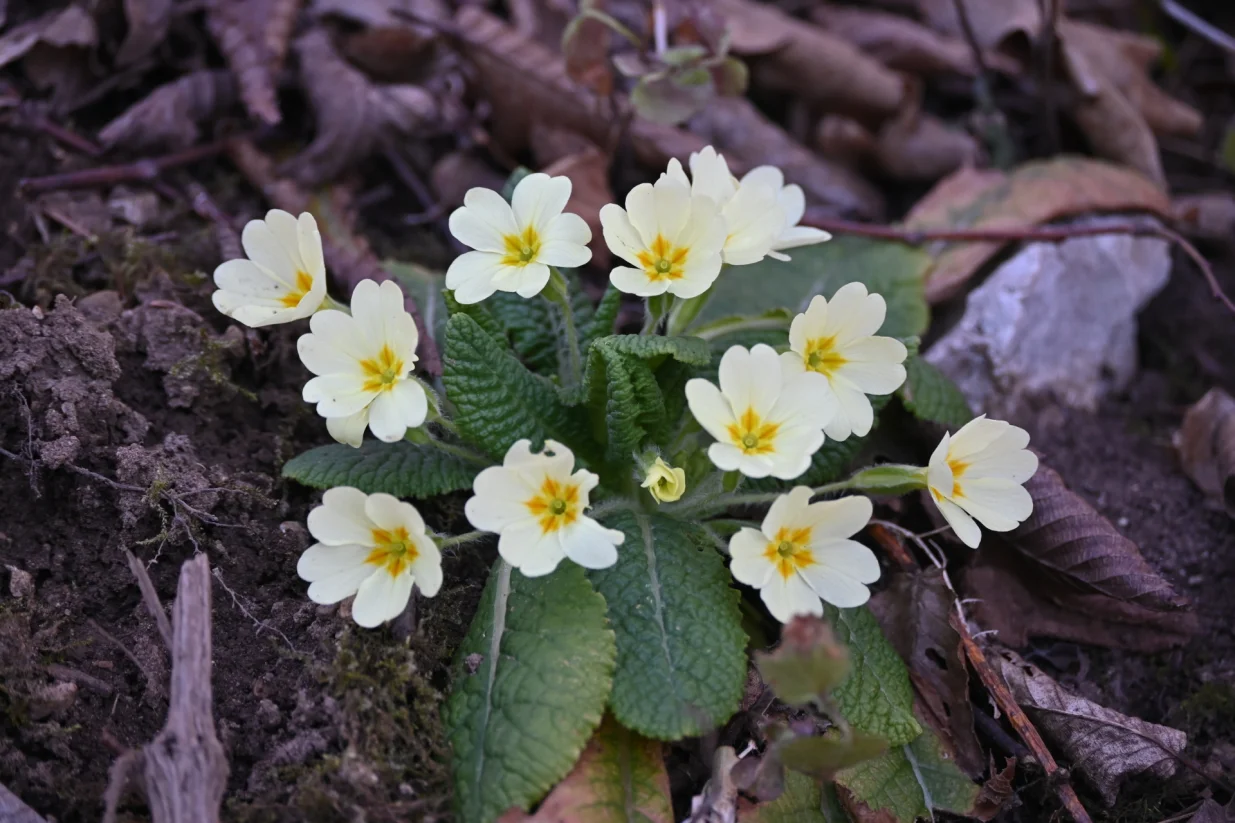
xmin=340 ymin=25 xmax=441 ymax=84
xmin=562 ymin=3 xmax=614 ymax=97
xmin=873 ymin=107 xmax=981 ymax=181
xmin=1175 ymin=388 xmax=1235 ymax=518
xmin=960 ymin=538 xmax=1198 ymax=652
xmin=452 ymin=6 xmax=713 ymax=176
xmin=523 ymin=717 xmax=673 ymax=823
xmin=869 ymin=570 xmax=983 ymax=777
xmin=532 ymin=125 xmax=613 ymax=268
xmin=995 ymin=647 xmax=1187 ymax=806
xmin=904 ymin=157 xmax=1170 ymax=303
xmin=1010 ymin=462 xmax=1189 ymax=610
xmin=811 ymin=3 xmax=1010 ymax=77
xmin=716 ymin=0 xmax=905 ymax=121
xmin=227 ymin=138 xmax=442 ymax=374
xmin=971 ymin=757 xmax=1016 ymax=821
xmin=430 ymin=151 xmax=507 ymax=210
xmin=311 ymin=0 xmax=449 ymax=26
xmin=0 ymin=5 xmax=96 ymax=69
xmin=117 ymin=0 xmax=172 ymax=66
xmin=98 ymin=70 xmax=236 ymax=151
xmin=690 ymin=97 xmax=885 ymax=219
xmin=1172 ymin=192 xmax=1235 ymax=243
xmin=1190 ymin=799 xmax=1235 ymax=823
xmin=284 ymin=28 xmax=444 ymax=186
xmin=915 ymin=0 xmax=1040 ymax=61
xmin=206 ymin=0 xmax=302 ymax=125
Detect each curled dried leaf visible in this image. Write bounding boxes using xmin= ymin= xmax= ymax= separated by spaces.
xmin=117 ymin=0 xmax=172 ymax=66
xmin=872 ymin=107 xmax=982 ymax=182
xmin=996 ymin=647 xmax=1187 ymax=806
xmin=1175 ymin=388 xmax=1235 ymax=518
xmin=99 ymin=70 xmax=236 ymax=151
xmin=716 ymin=0 xmax=905 ymax=121
xmin=1010 ymin=462 xmax=1188 ymax=611
xmin=205 ymin=0 xmax=300 ymax=125
xmin=0 ymin=5 xmax=96 ymax=70
xmin=284 ymin=28 xmax=446 ymax=186
xmin=915 ymin=0 xmax=1041 ymax=60
xmin=562 ymin=5 xmax=614 ymax=97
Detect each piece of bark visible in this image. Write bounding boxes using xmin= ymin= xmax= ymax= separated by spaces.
xmin=689 ymin=97 xmax=886 ymax=219
xmin=102 ymin=554 xmax=229 ymax=823
xmin=205 ymin=0 xmax=301 ymax=125
xmin=716 ymin=0 xmax=905 ymax=122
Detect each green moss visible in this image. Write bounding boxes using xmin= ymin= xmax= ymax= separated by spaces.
xmin=1171 ymin=681 xmax=1235 ymax=745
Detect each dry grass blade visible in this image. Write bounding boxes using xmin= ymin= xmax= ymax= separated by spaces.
xmin=99 ymin=70 xmax=236 ymax=151
xmin=1009 ymin=462 xmax=1189 ymax=611
xmin=282 ymin=28 xmax=443 ymax=186
xmin=996 ymin=647 xmax=1187 ymax=806
xmin=1175 ymin=388 xmax=1235 ymax=518
xmin=117 ymin=0 xmax=172 ymax=66
xmin=205 ymin=0 xmax=284 ymax=125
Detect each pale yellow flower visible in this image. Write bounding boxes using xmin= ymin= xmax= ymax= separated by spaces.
xmin=641 ymin=457 xmax=687 ymax=503
xmin=212 ymin=210 xmax=326 ymax=327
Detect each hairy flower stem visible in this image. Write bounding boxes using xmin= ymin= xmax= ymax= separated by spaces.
xmin=437 ymin=530 xmax=488 ymax=549
xmin=545 ymin=268 xmax=582 ymax=386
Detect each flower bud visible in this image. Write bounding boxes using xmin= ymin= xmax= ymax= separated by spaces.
xmin=640 ymin=457 xmax=687 ymax=503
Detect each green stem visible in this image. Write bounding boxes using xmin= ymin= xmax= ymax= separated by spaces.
xmin=426 ymin=434 xmax=493 ymax=467
xmin=665 ymin=291 xmax=712 ymax=336
xmin=437 ymin=530 xmax=487 ymax=549
xmin=587 ymin=497 xmax=638 ymax=521
xmin=545 ymin=268 xmax=582 ymax=385
xmin=694 ymin=315 xmax=790 ymax=342
xmin=319 ymin=293 xmax=351 ymax=314
xmin=641 ymin=293 xmax=673 ymax=335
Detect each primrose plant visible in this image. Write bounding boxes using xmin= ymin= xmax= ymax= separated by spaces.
xmin=212 ymin=147 xmax=1038 ymax=822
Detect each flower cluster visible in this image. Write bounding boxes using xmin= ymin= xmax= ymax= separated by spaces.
xmin=208 ymin=148 xmax=1038 ymax=630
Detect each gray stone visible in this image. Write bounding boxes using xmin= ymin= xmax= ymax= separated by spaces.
xmin=926 ymin=219 xmax=1171 ymax=417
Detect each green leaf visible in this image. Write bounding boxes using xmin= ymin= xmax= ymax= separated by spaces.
xmin=590 ymin=334 xmax=712 ymax=366
xmin=484 ymin=271 xmax=598 ymax=376
xmin=534 ymin=716 xmax=673 ymax=823
xmin=445 ymin=560 xmax=616 ymax=823
xmin=825 ymin=605 xmax=921 ymax=746
xmin=444 ymin=289 xmax=510 ymax=350
xmin=590 ymin=511 xmax=747 ymax=740
xmin=742 ymin=772 xmax=831 ymax=823
xmin=442 ymin=314 xmax=594 ymax=461
xmin=835 ymin=732 xmax=979 ymax=822
xmin=697 ymin=237 xmax=931 ymax=339
xmin=756 ymin=617 xmax=850 ymax=707
xmin=384 ymin=259 xmax=448 ymax=345
xmin=281 ymin=439 xmax=482 ymax=497
xmin=898 ymin=356 xmax=973 ymax=431
xmin=501 ymin=166 xmax=534 ymax=201
xmin=582 ymin=283 xmax=623 ymax=349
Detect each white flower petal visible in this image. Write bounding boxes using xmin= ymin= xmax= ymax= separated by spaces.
xmin=707 ymin=442 xmax=747 ymax=473
xmin=512 ymin=173 xmax=571 ymax=231
xmin=352 ymin=568 xmax=414 ymax=627
xmin=928 ymin=433 xmax=954 ymax=497
xmin=762 ymin=486 xmax=814 ymax=539
xmin=720 ymin=183 xmax=784 ymax=266
xmin=367 ymin=391 xmax=408 ymax=442
xmin=623 ymin=182 xmax=659 ymax=246
xmin=561 ymin=517 xmax=622 ymax=570
xmin=308 ymin=487 xmax=374 ymax=545
xmin=666 ymin=253 xmax=723 ymax=299
xmin=796 ymin=545 xmax=875 ymax=608
xmin=802 ymin=494 xmax=874 ymax=541
xmin=298 ymin=332 xmax=364 ymax=377
xmin=740 ymin=165 xmax=785 ymax=193
xmin=498 ymin=520 xmax=566 ymax=577
xmin=446 ymin=251 xmax=508 ymax=304
xmin=306 ymin=558 xmax=377 ymax=605
xmin=297 ymin=212 xmax=326 ymax=279
xmin=327 ymin=409 xmax=369 ymax=447
xmin=773 ymin=369 xmax=837 ymax=433
xmin=761 ymin=573 xmax=824 ymax=623
xmin=728 ymin=528 xmax=776 ymax=588
xmin=611 ymin=266 xmax=667 ymax=297
xmin=303 ymin=374 xmax=373 ymax=418
xmin=450 ymin=188 xmax=518 ymax=252
xmin=264 ymin=209 xmax=308 ymax=271
xmin=213 ymin=259 xmax=285 ymax=299
xmin=600 ymin=204 xmax=646 ymax=267
xmin=688 ymin=146 xmax=737 ymax=204
xmin=935 ymin=496 xmax=982 ymax=548
xmin=409 ymin=537 xmax=443 ymax=597
xmin=364 ymin=493 xmax=425 ymax=534
xmin=827 ymin=383 xmax=872 ymax=441
xmin=775 ymin=224 xmax=831 ymax=250
xmin=663 ymin=157 xmax=691 ymax=188
xmin=825 ymin=283 xmax=886 ymax=344
xmin=956 ymin=479 xmax=1034 ymax=530
xmin=467 ymin=465 xmax=538 ymax=532
xmin=720 ymin=344 xmax=783 ymax=420
xmin=307 ymin=310 xmax=368 ymax=360
xmin=685 ymin=378 xmax=735 ymax=442
xmin=298 ymin=542 xmax=371 ymax=583
xmin=241 ymin=216 xmax=298 ymax=285
xmin=509 ymin=262 xmax=552 ymax=298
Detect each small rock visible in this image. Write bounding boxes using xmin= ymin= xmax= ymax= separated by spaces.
xmin=926 ymin=217 xmax=1172 ymax=417
xmin=29 ymin=681 xmax=78 ymax=719
xmin=6 ymin=565 xmax=34 ymax=598
xmin=256 ymin=698 xmax=282 ymax=729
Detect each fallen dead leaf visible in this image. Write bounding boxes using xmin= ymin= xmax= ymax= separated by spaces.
xmin=1175 ymin=388 xmax=1235 ymax=518
xmin=971 ymin=757 xmax=1016 ymax=821
xmin=117 ymin=0 xmax=172 ymax=66
xmin=996 ymin=647 xmax=1187 ymax=806
xmin=872 ymin=103 xmax=982 ymax=182
xmin=283 ymin=28 xmax=447 ymax=186
xmin=904 ymin=157 xmax=1171 ymax=303
xmin=960 ymin=538 xmax=1198 ymax=652
xmin=915 ymin=0 xmax=1040 ymax=63
xmin=430 ymin=151 xmax=507 ymax=210
xmin=98 ymin=70 xmax=236 ymax=151
xmin=521 ymin=716 xmax=673 ymax=823
xmin=532 ymin=125 xmax=613 ymax=268
xmin=690 ymin=97 xmax=885 ymax=219
xmin=311 ymin=0 xmax=449 ymax=26
xmin=1009 ymin=462 xmax=1189 ymax=611
xmin=811 ymin=3 xmax=1017 ymax=77
xmin=0 ymin=5 xmax=96 ymax=69
xmin=340 ymin=25 xmax=442 ymax=84
xmin=205 ymin=0 xmax=302 ymax=125
xmin=1190 ymin=799 xmax=1235 ymax=823
xmin=870 ymin=570 xmax=983 ymax=777
xmin=562 ymin=1 xmax=614 ymax=97
xmin=717 ymin=0 xmax=905 ymax=122
xmin=1172 ymin=192 xmax=1235 ymax=244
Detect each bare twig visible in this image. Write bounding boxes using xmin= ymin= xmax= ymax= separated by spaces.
xmin=802 ymin=214 xmax=1235 ymax=316
xmin=88 ymin=619 xmax=165 ymax=702
xmin=1161 ymin=0 xmax=1235 ymax=54
xmin=211 ymin=567 xmax=298 ymax=652
xmin=18 ymin=139 xmax=237 ymax=195
xmin=45 ymin=664 xmax=115 ymax=696
xmin=126 ymin=550 xmax=174 ymax=650
xmin=1039 ymin=0 xmax=1064 ymax=153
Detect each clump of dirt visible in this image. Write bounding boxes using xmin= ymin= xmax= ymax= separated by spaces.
xmin=0 ymin=264 xmax=470 ymax=821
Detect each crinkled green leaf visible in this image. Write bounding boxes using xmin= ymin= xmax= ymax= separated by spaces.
xmin=697 ymin=237 xmax=930 ymax=339
xmin=593 ymin=334 xmax=712 ymax=366
xmin=444 ymin=289 xmax=510 ymax=350
xmin=534 ymin=716 xmax=673 ymax=823
xmin=445 ymin=561 xmax=616 ymax=823
xmin=835 ymin=732 xmax=978 ymax=822
xmin=825 ymin=605 xmax=921 ymax=746
xmin=742 ymin=772 xmax=831 ymax=823
xmin=484 ymin=272 xmax=597 ymax=376
xmin=898 ymin=356 xmax=974 ymax=431
xmin=590 ymin=511 xmax=747 ymax=740
xmin=282 ymin=440 xmax=483 ymax=498
xmin=442 ymin=314 xmax=595 ymax=461
xmin=582 ymin=283 xmax=622 ymax=348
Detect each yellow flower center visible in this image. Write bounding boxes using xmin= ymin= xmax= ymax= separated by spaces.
xmin=366 ymin=526 xmax=417 ymax=578
xmin=762 ymin=526 xmax=815 ymax=580
xmin=501 ymin=225 xmax=542 ymax=267
xmin=931 ymin=455 xmax=969 ymax=500
xmin=727 ymin=407 xmax=780 ymax=455
xmin=279 ymin=269 xmax=314 ymax=308
xmin=636 ymin=234 xmax=689 ymax=282
xmin=525 ymin=476 xmax=581 ymax=534
xmin=360 ymin=344 xmax=405 ymax=393
xmin=803 ymin=335 xmax=847 ymax=377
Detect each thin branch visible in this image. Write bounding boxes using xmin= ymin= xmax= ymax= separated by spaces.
xmin=126 ymin=550 xmax=174 ymax=650
xmin=18 ymin=139 xmax=237 ymax=195
xmin=1161 ymin=0 xmax=1235 ymax=54
xmin=802 ymin=214 xmax=1235 ymax=316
